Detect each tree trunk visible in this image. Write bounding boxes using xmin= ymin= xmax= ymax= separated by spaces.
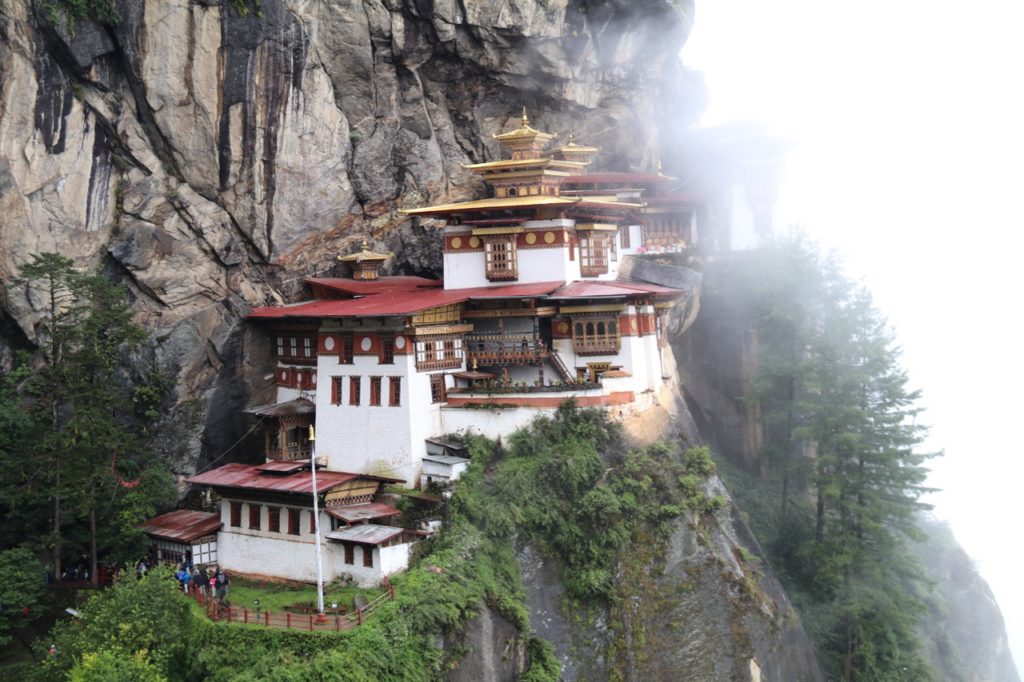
xmin=814 ymin=483 xmax=825 ymax=543
xmin=53 ymin=460 xmax=61 ymax=581
xmin=89 ymin=496 xmax=98 ymax=587
xmin=843 ymin=619 xmax=855 ymax=681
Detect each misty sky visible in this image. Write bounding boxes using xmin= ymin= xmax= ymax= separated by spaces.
xmin=684 ymin=0 xmax=1024 ymax=668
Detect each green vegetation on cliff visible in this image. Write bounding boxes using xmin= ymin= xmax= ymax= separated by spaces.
xmin=23 ymin=405 xmax=720 ymax=680
xmin=705 ymin=237 xmax=937 ymax=681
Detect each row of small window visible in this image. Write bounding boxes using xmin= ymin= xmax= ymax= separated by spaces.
xmin=229 ymin=501 xmax=312 ymax=535
xmin=276 ymin=335 xmax=398 ymax=364
xmin=481 ymin=233 xmax=617 ymax=281
xmin=330 ymin=376 xmax=402 ymax=406
xmin=330 ymin=374 xmax=446 ymax=405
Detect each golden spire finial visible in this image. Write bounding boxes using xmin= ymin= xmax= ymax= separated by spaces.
xmin=472 ymin=357 xmax=478 ymax=371
xmin=521 ymin=107 xmax=529 ymax=127
xmin=567 ymin=130 xmax=575 ymax=144
xmin=361 ymin=238 xmax=369 ymax=251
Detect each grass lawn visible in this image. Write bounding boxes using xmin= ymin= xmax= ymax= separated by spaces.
xmin=223 ymin=576 xmax=386 ymax=614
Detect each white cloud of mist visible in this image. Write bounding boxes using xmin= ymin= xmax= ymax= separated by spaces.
xmin=685 ymin=0 xmax=1024 ymax=669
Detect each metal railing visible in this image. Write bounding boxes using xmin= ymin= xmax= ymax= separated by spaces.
xmin=189 ymin=578 xmax=395 ymax=632
xmin=465 ymin=333 xmax=549 ymax=366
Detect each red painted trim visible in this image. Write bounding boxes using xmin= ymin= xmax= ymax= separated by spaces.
xmin=619 ymin=314 xmax=638 ymax=336
xmin=393 ymin=335 xmax=413 ymax=355
xmin=638 ymin=313 xmax=656 ymax=336
xmin=446 ymin=391 xmax=635 ymax=408
xmin=319 ymin=334 xmax=340 ymax=356
xmin=353 ymin=335 xmax=380 ymax=356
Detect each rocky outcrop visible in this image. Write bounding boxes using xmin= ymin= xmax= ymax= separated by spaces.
xmin=0 ymin=0 xmax=704 ymax=476
xmin=517 ymin=479 xmax=824 ymax=681
xmin=673 ymin=254 xmax=766 ymax=469
xmin=914 ymin=517 xmax=1021 ymax=682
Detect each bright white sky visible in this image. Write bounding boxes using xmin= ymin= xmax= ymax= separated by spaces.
xmin=684 ymin=0 xmax=1024 ymax=670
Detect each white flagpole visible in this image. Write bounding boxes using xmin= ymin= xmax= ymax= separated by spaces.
xmin=309 ymin=425 xmax=325 ymax=616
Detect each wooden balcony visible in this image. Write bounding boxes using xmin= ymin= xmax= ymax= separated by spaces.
xmin=465 ymin=334 xmax=549 ymax=366
xmin=266 ymin=443 xmax=312 ymax=461
xmin=572 ymin=338 xmax=621 ymax=356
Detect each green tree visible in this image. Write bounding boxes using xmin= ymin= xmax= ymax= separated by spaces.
xmin=35 ymin=567 xmax=190 ymax=681
xmin=10 ymin=254 xmax=173 ymax=583
xmin=0 ymin=548 xmax=47 ymax=649
xmin=745 ymin=238 xmax=936 ymax=680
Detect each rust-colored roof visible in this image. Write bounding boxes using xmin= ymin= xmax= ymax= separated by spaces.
xmin=187 ymin=462 xmax=362 ymax=495
xmin=325 ymin=503 xmax=401 ymax=524
xmin=249 ymin=281 xmax=565 ymax=320
xmin=254 ymin=460 xmax=310 ymax=473
xmin=306 ymin=277 xmax=441 ymax=297
xmin=549 ymin=280 xmax=683 ymax=299
xmin=244 ymin=398 xmax=315 ymax=418
xmin=326 ymin=523 xmax=405 ymax=545
xmin=143 ymin=509 xmax=222 ymax=543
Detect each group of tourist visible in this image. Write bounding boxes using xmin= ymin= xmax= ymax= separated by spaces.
xmin=175 ymin=563 xmax=230 ymax=601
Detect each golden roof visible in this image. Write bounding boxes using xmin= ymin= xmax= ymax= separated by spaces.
xmin=338 ymin=239 xmax=391 ymax=262
xmin=551 ymin=132 xmax=600 ymax=154
xmin=403 ymin=195 xmax=578 ymax=216
xmin=492 ymin=108 xmax=555 ymax=143
xmin=463 ymin=158 xmax=587 ymax=171
xmin=403 ymin=195 xmax=643 ymax=217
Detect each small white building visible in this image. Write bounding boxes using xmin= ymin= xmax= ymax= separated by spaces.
xmin=185 ymin=462 xmax=416 ymax=586
xmin=142 ymin=509 xmax=222 ymax=567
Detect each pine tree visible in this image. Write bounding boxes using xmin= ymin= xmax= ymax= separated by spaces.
xmin=7 ymin=254 xmax=173 ymax=582
xmin=746 ymin=238 xmax=937 ymax=679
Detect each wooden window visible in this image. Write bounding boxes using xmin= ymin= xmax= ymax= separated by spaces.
xmin=276 ymin=334 xmax=317 ymax=363
xmin=416 ymin=337 xmax=463 ymax=371
xmin=379 ymin=337 xmax=395 ymax=364
xmin=363 ymin=546 xmax=374 ymax=568
xmin=369 ymin=376 xmax=382 ymax=406
xmin=344 ymin=544 xmax=354 ymax=565
xmin=268 ymin=506 xmax=280 ymax=533
xmin=331 ymin=376 xmax=343 ymax=405
xmin=310 ymin=509 xmax=317 ymax=534
xmin=389 ymin=377 xmax=401 ymax=406
xmin=572 ymin=316 xmax=621 ymax=355
xmin=340 ymin=336 xmax=354 ymax=364
xmin=349 ymin=376 xmax=361 ymax=406
xmin=288 ymin=508 xmax=300 ymax=535
xmin=230 ymin=501 xmax=241 ymax=528
xmin=484 ymin=236 xmax=518 ymax=281
xmin=620 ymin=226 xmax=631 ymax=249
xmin=430 ymin=374 xmax=447 ymax=404
xmin=248 ymin=503 xmax=261 ymax=530
xmin=579 ymin=234 xmax=609 ymax=276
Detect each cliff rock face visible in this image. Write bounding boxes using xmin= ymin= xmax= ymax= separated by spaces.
xmin=518 ymin=495 xmax=824 ymax=681
xmin=0 ymin=0 xmax=703 ymax=474
xmin=914 ymin=518 xmax=1021 ymax=682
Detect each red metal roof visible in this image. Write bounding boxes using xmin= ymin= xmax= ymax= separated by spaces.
xmin=254 ymin=460 xmax=309 ymax=473
xmin=249 ymin=281 xmax=565 ymax=320
xmin=187 ymin=462 xmax=363 ymax=495
xmin=244 ymin=398 xmax=315 ymax=418
xmin=326 ymin=523 xmax=405 ymax=545
xmin=548 ymin=280 xmax=682 ymax=299
xmin=325 ymin=503 xmax=401 ymax=524
xmin=143 ymin=509 xmax=222 ymax=543
xmin=562 ymin=172 xmax=675 ymax=185
xmin=306 ymin=277 xmax=441 ymax=297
